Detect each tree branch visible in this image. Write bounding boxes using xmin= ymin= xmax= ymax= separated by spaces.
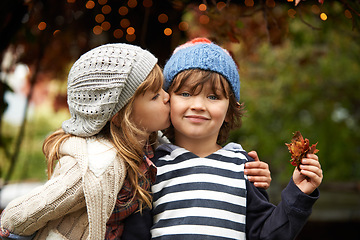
xmin=298 ymin=7 xmax=322 ymax=30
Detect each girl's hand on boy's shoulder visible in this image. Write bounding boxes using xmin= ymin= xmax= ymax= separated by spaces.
xmin=245 ymin=151 xmax=272 ymax=190
xmin=293 ymin=154 xmax=323 ymax=195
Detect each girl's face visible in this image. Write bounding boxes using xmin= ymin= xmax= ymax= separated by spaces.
xmin=132 ymin=88 xmax=171 ymax=134
xmin=169 ymin=76 xmax=229 ymax=144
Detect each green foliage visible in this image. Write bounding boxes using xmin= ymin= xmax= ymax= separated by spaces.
xmin=229 ymin=14 xmax=360 ymax=182
xmin=0 ymin=107 xmax=69 ymax=182
xmin=2 ymin=0 xmax=359 ymax=184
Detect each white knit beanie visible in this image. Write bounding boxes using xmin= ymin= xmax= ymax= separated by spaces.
xmin=62 ymin=43 xmax=157 ymax=137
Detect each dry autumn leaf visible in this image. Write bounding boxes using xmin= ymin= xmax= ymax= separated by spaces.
xmin=285 ymin=131 xmax=319 ymax=170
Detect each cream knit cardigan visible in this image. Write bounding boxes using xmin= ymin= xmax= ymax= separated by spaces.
xmin=1 ymin=136 xmax=126 ymax=239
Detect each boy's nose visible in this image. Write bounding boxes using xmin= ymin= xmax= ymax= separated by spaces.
xmin=190 ymin=96 xmax=206 ymax=111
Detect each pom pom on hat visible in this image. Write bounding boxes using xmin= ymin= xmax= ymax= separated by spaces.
xmin=62 ymin=43 xmax=157 ymax=137
xmin=163 ymin=37 xmax=240 ymax=101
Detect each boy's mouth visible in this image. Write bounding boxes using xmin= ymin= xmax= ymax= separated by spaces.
xmin=184 ymin=115 xmax=209 ymax=123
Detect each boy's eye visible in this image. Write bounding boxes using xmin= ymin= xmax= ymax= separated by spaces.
xmin=180 ymin=92 xmax=191 ymax=97
xmin=152 ymin=93 xmax=160 ymax=100
xmin=208 ymin=95 xmax=218 ymax=100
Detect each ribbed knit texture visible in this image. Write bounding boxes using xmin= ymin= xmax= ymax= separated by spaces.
xmin=163 ymin=38 xmax=240 ymax=101
xmin=62 ymin=43 xmax=157 ymax=137
xmin=151 ymin=143 xmax=248 ymax=240
xmin=0 ymin=137 xmax=126 ymax=240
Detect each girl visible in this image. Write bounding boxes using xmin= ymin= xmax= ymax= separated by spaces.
xmin=0 ymin=43 xmax=170 ymax=239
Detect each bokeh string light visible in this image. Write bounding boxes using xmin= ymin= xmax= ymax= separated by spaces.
xmin=95 ymin=14 xmax=105 ymax=23
xmin=86 ymin=0 xmax=95 ymax=9
xmin=113 ymin=29 xmax=123 ymax=39
xmin=179 ymin=21 xmax=189 ymax=31
xmin=344 ymin=9 xmax=352 ymax=19
xmin=217 ymin=1 xmax=226 ymax=10
xmin=143 ymin=0 xmax=152 ymax=8
xmin=320 ymin=12 xmax=328 ymax=21
xmin=118 ymin=6 xmax=128 ymax=16
xmin=127 ymin=26 xmax=135 ymax=35
xmin=102 ymin=5 xmax=112 ymax=14
xmin=38 ymin=22 xmax=47 ymax=31
xmin=128 ymin=0 xmax=137 ymax=8
xmin=199 ymin=15 xmax=209 ymax=25
xmin=199 ymin=4 xmax=207 ymax=11
xmin=158 ymin=14 xmax=168 ymax=23
xmin=101 ymin=21 xmax=111 ymax=31
xmin=244 ymin=0 xmax=254 ymax=7
xmin=164 ymin=28 xmax=172 ymax=36
xmin=98 ymin=0 xmax=107 ymax=5
xmin=65 ymin=1 xmax=350 ymax=40
xmin=93 ymin=25 xmax=102 ymax=35
xmin=120 ymin=19 xmax=130 ymax=28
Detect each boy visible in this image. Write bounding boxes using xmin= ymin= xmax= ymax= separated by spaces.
xmin=122 ymin=38 xmax=321 ymax=240
xmin=149 ymin=38 xmax=322 ymax=240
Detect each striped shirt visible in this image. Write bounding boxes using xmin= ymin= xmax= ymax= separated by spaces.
xmin=151 ymin=143 xmax=249 ymax=240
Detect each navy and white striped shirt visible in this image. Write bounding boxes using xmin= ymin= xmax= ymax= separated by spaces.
xmin=151 ymin=143 xmax=250 ymax=240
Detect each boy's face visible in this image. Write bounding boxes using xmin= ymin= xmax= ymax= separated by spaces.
xmin=169 ymin=76 xmax=229 ymax=144
xmin=132 ymin=88 xmax=171 ymax=134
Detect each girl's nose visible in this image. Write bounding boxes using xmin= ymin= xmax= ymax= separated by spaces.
xmin=162 ymin=89 xmax=170 ymax=103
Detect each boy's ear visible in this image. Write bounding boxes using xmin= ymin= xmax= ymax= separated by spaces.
xmin=224 ymin=110 xmax=232 ymax=123
xmin=225 ymin=102 xmax=240 ymax=123
xmin=225 ymin=113 xmax=233 ymax=123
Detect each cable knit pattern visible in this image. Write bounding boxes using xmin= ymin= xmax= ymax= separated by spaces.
xmin=0 ymin=136 xmax=126 ymax=240
xmin=62 ymin=43 xmax=157 ymax=137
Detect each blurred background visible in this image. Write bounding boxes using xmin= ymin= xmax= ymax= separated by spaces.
xmin=0 ymin=0 xmax=359 ymax=239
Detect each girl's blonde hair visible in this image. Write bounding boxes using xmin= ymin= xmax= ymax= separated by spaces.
xmin=165 ymin=69 xmax=245 ymax=145
xmin=43 ymin=64 xmax=163 ymax=211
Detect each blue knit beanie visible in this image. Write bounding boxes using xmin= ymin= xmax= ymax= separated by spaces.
xmin=163 ymin=38 xmax=240 ymax=101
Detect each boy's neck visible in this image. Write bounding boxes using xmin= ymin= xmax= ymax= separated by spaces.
xmin=174 ymin=135 xmax=222 ymax=158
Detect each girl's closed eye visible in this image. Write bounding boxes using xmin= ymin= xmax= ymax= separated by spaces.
xmin=152 ymin=93 xmax=160 ymax=100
